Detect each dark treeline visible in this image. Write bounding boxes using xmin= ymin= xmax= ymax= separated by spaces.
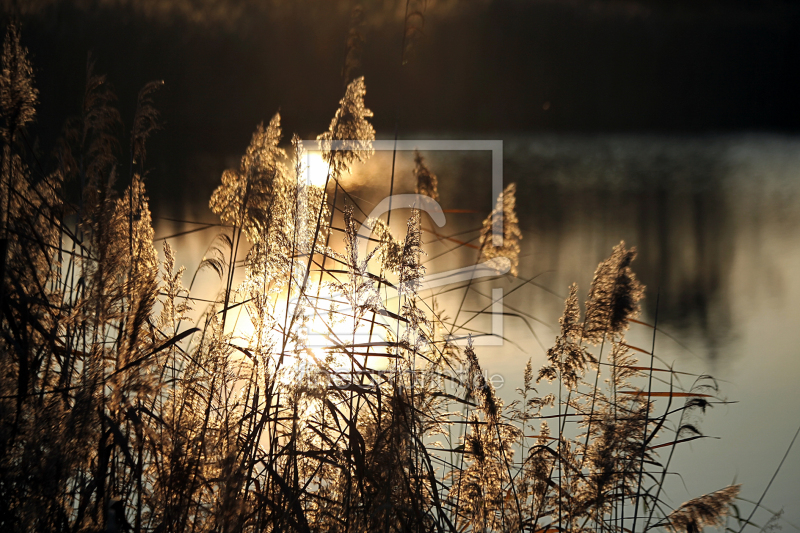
xmin=12 ymin=0 xmax=800 ymax=139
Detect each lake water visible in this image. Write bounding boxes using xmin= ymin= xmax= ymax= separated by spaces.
xmin=154 ymin=133 xmax=800 ymax=527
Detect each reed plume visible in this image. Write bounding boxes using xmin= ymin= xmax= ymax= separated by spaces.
xmin=413 ymin=149 xmax=439 ymax=202
xmin=317 ymin=76 xmax=375 ymax=181
xmin=583 ymin=240 xmax=645 ymax=345
xmin=538 ymin=283 xmax=592 ymax=390
xmin=664 ymin=485 xmax=741 ymax=533
xmin=479 ymin=182 xmax=522 ymax=276
xmin=0 ymin=23 xmax=37 ymax=142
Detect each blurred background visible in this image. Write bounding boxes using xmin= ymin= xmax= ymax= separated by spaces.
xmin=5 ymin=0 xmax=800 ymax=527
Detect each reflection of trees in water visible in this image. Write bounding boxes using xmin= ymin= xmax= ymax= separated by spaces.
xmin=638 ymin=181 xmax=733 ymax=360
xmin=171 ymin=137 xmax=800 ymax=364
xmin=503 ymin=137 xmax=737 ymax=360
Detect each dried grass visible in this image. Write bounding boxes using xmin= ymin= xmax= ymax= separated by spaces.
xmin=0 ymin=22 xmax=767 ymax=533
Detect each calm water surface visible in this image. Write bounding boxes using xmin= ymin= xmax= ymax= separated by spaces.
xmin=155 ymin=133 xmax=800 ymax=526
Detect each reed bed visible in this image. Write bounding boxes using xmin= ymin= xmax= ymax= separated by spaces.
xmin=0 ymin=21 xmax=764 ymax=533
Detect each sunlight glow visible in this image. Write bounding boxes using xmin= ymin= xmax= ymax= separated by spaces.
xmin=304 ymin=151 xmax=331 ymax=188
xmin=227 ymin=287 xmax=395 ymax=390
